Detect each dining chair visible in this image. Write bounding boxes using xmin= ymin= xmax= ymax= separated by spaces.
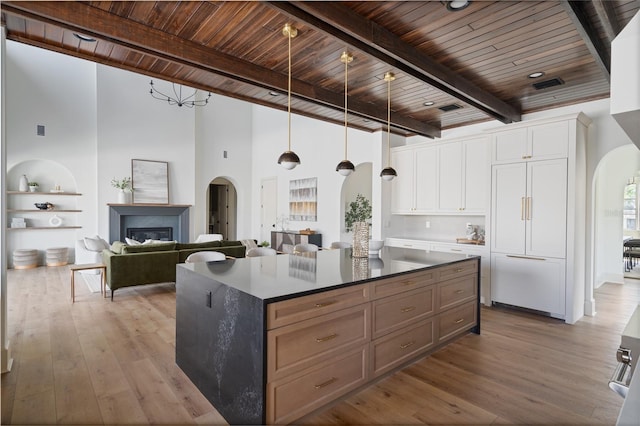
xmin=246 ymin=247 xmax=277 ymax=257
xmin=293 ymin=243 xmax=319 ymax=253
xmin=185 ymin=251 xmax=226 ymax=263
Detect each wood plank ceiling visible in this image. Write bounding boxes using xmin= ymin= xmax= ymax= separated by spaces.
xmin=2 ymin=1 xmax=639 ymax=138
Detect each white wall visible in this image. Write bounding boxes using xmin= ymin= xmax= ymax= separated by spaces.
xmin=5 ymin=41 xmax=97 ymax=262
xmin=96 ymin=66 xmax=196 ymax=240
xmin=250 ymin=106 xmax=381 ymax=246
xmin=194 ymin=95 xmax=253 ymax=239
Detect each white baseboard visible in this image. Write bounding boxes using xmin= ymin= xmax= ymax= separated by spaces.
xmin=596 ymin=273 xmax=624 ymax=287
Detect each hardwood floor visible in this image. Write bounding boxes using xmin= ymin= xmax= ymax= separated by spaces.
xmin=2 ymin=265 xmax=639 ymax=425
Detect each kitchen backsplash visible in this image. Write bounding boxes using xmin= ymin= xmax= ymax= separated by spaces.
xmin=386 ymin=214 xmax=486 ymax=243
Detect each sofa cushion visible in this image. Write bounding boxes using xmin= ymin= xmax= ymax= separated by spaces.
xmin=220 ymin=240 xmax=244 ymax=247
xmin=122 ymin=241 xmax=177 ymax=254
xmin=175 ymin=241 xmax=222 ymax=250
xmin=125 ymin=237 xmax=141 ymax=245
xmin=84 ymin=235 xmax=110 ymax=252
xmin=110 ymin=241 xmax=127 ymax=254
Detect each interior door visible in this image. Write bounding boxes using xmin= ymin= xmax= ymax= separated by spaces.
xmin=261 ymin=177 xmax=277 ymax=245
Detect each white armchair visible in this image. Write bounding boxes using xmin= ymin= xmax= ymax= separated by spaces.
xmin=75 ymin=236 xmax=110 ymax=274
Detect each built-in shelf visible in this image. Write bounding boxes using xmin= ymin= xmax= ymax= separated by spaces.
xmin=7 ymin=191 xmax=82 ymax=196
xmin=6 ymin=226 xmax=82 ymax=231
xmin=7 ymin=209 xmax=82 ymax=213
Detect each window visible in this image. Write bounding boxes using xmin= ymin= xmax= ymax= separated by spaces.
xmin=624 ymin=180 xmax=638 ymax=231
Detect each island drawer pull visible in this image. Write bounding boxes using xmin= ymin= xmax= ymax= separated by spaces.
xmin=402 ymin=280 xmax=416 ymax=286
xmin=454 ymin=318 xmax=464 ymax=324
xmin=506 ymin=254 xmax=546 ymax=261
xmin=400 ymin=341 xmax=415 ymax=349
xmin=451 ymin=249 xmax=462 ymax=252
xmin=400 ymin=306 xmax=416 ymax=313
xmin=455 ymin=289 xmax=464 ymax=294
xmin=315 ymin=333 xmax=338 ymax=343
xmin=455 ymin=268 xmax=464 ymax=272
xmin=314 ymin=377 xmax=338 ymax=390
xmin=314 ymin=300 xmax=336 ymax=308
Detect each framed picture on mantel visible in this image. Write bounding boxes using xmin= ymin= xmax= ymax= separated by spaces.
xmin=132 ymin=159 xmax=169 ymax=204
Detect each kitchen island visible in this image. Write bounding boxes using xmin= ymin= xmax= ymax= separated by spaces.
xmin=175 ymin=247 xmax=480 ymax=424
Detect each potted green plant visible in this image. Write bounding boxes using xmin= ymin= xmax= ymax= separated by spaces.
xmin=344 ymin=193 xmax=372 ymax=232
xmin=259 ymin=241 xmax=270 ymax=248
xmin=345 ymin=193 xmax=372 ymax=258
xmin=27 ymin=182 xmax=39 ymax=192
xmin=111 ymin=177 xmax=133 ymax=203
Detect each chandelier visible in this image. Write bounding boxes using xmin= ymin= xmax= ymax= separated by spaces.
xmin=149 ymin=80 xmax=211 ymax=108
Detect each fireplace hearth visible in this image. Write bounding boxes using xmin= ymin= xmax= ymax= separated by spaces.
xmin=126 ymin=227 xmax=173 ymax=243
xmin=108 ymin=204 xmax=191 ymax=243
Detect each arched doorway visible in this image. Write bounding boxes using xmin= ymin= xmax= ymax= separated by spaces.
xmin=207 ymin=177 xmax=237 ymax=240
xmin=589 ymin=144 xmax=640 ymax=311
xmin=340 ymin=163 xmax=373 ymax=242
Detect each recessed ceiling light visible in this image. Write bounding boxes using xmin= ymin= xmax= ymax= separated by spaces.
xmin=528 ymin=71 xmax=545 ymax=78
xmin=73 ymin=33 xmax=96 ymax=43
xmin=423 ymin=101 xmax=435 ymax=107
xmin=269 ymin=91 xmax=280 ymax=96
xmin=446 ymin=1 xmax=471 ymax=11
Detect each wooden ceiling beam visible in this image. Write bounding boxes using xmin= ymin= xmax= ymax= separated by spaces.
xmin=591 ymin=0 xmax=621 ymax=41
xmin=267 ymin=1 xmax=521 ymax=124
xmin=1 ymin=1 xmax=439 ymax=137
xmin=561 ymin=0 xmax=611 ymax=81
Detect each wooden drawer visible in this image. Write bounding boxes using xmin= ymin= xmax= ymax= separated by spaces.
xmin=267 ymin=304 xmax=370 ymax=380
xmin=437 ymin=259 xmax=477 ymax=282
xmin=370 ymin=269 xmax=437 ymax=300
xmin=438 ymin=301 xmax=477 ymax=342
xmin=370 ymin=317 xmax=435 ymax=378
xmin=266 ymin=346 xmax=368 ymax=424
xmin=267 ymin=284 xmax=369 ymax=329
xmin=372 ymin=286 xmax=435 ymax=339
xmin=437 ymin=274 xmax=477 ymax=311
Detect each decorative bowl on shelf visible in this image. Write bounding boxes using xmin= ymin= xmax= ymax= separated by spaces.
xmin=34 ymin=202 xmax=54 ymax=210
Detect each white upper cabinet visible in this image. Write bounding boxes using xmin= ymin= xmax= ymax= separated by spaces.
xmin=390 ymin=136 xmax=489 ymax=215
xmin=492 ymin=120 xmax=569 ymax=163
xmin=390 ymin=148 xmax=416 ymax=214
xmin=438 ymin=137 xmax=489 ymax=214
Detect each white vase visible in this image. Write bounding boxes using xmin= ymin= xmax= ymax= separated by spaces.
xmin=19 ymin=174 xmax=28 ymax=192
xmin=118 ymin=190 xmax=128 ymax=204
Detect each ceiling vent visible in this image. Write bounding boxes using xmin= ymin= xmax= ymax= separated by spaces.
xmin=438 ymin=103 xmax=462 ymax=112
xmin=532 ymin=78 xmax=564 ymax=90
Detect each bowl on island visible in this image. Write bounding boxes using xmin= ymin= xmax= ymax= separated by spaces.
xmin=369 ymin=239 xmax=384 ymax=257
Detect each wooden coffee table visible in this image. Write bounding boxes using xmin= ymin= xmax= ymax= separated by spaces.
xmin=69 ymin=263 xmax=106 ymax=303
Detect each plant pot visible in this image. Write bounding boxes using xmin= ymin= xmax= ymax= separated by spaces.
xmin=29 ymin=186 xmax=38 ymax=192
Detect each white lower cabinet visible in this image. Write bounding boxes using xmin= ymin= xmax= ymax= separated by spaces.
xmin=491 ymin=253 xmax=566 ymax=318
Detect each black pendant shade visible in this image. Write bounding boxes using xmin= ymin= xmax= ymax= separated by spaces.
xmin=277 ymin=150 xmax=301 ymax=170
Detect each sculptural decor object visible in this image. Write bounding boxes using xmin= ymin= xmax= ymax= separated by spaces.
xmin=35 ymin=202 xmax=54 ymax=210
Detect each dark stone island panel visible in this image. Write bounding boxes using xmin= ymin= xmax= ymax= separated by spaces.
xmin=175 ymin=265 xmax=265 ymax=425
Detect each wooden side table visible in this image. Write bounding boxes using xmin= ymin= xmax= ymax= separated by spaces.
xmin=69 ymin=263 xmax=106 ymax=303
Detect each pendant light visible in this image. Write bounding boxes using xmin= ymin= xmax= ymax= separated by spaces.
xmin=336 ymin=51 xmax=355 ymax=176
xmin=380 ymin=72 xmax=398 ymax=181
xmin=277 ymin=24 xmax=301 ymax=170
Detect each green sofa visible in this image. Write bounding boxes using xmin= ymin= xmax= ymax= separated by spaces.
xmin=102 ymin=240 xmax=247 ymax=299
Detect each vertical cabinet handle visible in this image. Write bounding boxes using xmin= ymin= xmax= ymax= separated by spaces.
xmin=526 ymin=197 xmax=532 ymax=220
xmin=521 ymin=197 xmax=525 ymax=220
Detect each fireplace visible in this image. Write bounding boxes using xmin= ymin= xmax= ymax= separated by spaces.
xmin=126 ymin=227 xmax=173 ymax=243
xmin=108 ymin=204 xmax=191 ymax=243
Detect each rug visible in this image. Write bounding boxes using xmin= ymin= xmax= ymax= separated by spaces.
xmin=81 ymin=272 xmax=103 ymax=293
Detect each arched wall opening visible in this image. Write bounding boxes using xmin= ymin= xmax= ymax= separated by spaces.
xmin=590 ymin=144 xmax=640 ymax=298
xmin=207 ymin=177 xmax=237 ymax=241
xmin=339 ymin=162 xmax=373 ymax=243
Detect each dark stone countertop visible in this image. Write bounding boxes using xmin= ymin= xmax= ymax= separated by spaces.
xmin=177 ymin=246 xmax=478 ymax=303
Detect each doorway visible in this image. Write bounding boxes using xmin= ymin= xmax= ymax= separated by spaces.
xmin=207 ymin=178 xmax=237 ymax=240
xmin=261 ymin=177 xmax=277 ymax=245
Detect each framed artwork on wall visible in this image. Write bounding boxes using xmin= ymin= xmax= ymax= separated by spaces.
xmin=132 ymin=159 xmax=169 ymax=204
xmin=289 ymin=177 xmax=317 ymax=221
